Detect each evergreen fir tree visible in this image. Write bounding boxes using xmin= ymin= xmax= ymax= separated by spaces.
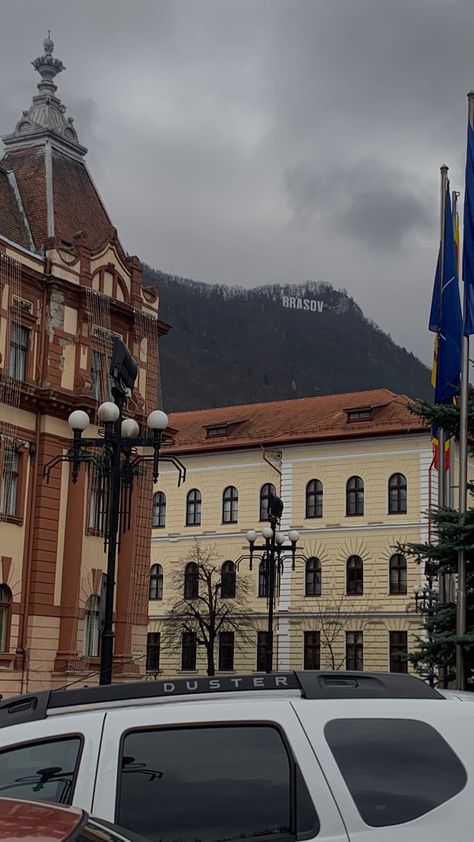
xmin=399 ymin=396 xmax=474 ymax=689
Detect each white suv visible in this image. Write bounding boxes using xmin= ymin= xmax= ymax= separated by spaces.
xmin=0 ymin=671 xmax=472 ymax=842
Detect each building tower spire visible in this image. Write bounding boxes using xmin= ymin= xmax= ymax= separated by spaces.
xmin=2 ymin=34 xmax=87 ymax=157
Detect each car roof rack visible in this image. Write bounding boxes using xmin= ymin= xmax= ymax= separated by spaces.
xmin=0 ymin=670 xmax=443 ymax=730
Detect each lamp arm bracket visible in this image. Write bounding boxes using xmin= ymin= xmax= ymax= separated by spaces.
xmin=158 ymin=455 xmax=187 ymax=486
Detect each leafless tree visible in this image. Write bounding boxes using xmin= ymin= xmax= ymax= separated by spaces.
xmin=161 ymin=542 xmax=255 ymax=676
xmin=303 ymin=589 xmax=379 ymax=670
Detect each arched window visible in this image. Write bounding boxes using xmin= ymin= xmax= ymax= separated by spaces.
xmin=347 ymin=556 xmax=364 ymax=595
xmin=260 ymin=483 xmax=276 ymax=521
xmin=83 ymin=594 xmax=101 ymax=657
xmin=389 ymin=553 xmax=407 ymax=595
xmin=221 ymin=561 xmax=236 ymax=598
xmin=152 ymin=491 xmax=166 ymax=528
xmin=184 ymin=561 xmax=199 ymax=599
xmin=0 ymin=585 xmax=12 ymax=653
xmin=149 ymin=563 xmax=164 ymax=600
xmin=305 ymin=557 xmax=322 ymax=596
xmin=186 ymin=489 xmax=202 ymax=526
xmin=388 ymin=473 xmax=407 ymax=514
xmin=258 ymin=559 xmax=269 ymax=597
xmin=346 ymin=476 xmax=364 ymax=516
xmin=305 ymin=480 xmax=323 ymax=518
xmin=222 ymin=486 xmax=238 ymax=523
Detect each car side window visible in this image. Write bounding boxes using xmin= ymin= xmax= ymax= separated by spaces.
xmin=0 ymin=736 xmax=82 ymax=804
xmin=325 ymin=718 xmax=467 ymax=827
xmin=117 ymin=724 xmax=319 ymax=842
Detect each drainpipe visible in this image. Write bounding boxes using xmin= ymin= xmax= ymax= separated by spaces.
xmin=260 ymin=445 xmax=282 ymax=495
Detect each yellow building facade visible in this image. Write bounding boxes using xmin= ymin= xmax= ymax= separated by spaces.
xmin=149 ymin=390 xmax=433 ymax=676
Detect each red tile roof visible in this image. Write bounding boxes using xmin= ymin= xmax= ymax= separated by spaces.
xmin=164 ymin=389 xmax=427 ymax=454
xmin=1 ymin=148 xmax=47 ymax=247
xmin=0 ymin=146 xmax=112 ymax=251
xmin=0 ymin=166 xmax=30 ymax=247
xmin=51 ymin=150 xmax=112 ymax=248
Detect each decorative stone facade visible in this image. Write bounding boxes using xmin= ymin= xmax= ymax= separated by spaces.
xmin=0 ymin=38 xmax=167 ymax=695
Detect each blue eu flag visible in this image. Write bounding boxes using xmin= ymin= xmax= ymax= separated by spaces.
xmin=463 ymin=123 xmax=474 ymax=335
xmin=430 ymin=184 xmax=462 ymax=403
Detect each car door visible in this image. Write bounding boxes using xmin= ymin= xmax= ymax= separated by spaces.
xmin=292 ymin=698 xmax=473 ymax=842
xmin=0 ymin=711 xmax=105 ymax=812
xmin=93 ymin=698 xmax=349 ymax=842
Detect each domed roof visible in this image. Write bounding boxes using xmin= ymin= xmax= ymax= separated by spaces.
xmin=3 ymin=34 xmax=86 ymax=156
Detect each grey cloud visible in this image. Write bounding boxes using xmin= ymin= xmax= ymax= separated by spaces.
xmin=2 ymin=0 xmax=474 ymax=369
xmin=286 ymin=159 xmax=434 ymax=250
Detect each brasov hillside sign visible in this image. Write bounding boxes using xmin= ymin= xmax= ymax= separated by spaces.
xmin=281 ymin=295 xmax=324 ymax=312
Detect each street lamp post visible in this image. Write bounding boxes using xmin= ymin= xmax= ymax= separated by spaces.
xmin=413 ymin=579 xmax=438 ymax=688
xmin=45 ymin=339 xmax=186 ymax=685
xmin=242 ymin=494 xmax=300 ymax=673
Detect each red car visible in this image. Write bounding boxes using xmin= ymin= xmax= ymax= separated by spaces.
xmin=0 ymin=798 xmax=148 ymax=841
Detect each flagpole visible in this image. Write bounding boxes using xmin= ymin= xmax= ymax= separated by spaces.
xmin=455 ymin=93 xmax=474 ymax=690
xmin=438 ymin=165 xmax=449 ymax=611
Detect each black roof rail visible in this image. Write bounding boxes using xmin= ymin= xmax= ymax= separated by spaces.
xmin=295 ymin=671 xmax=444 ymax=699
xmin=0 ymin=671 xmax=443 ymax=730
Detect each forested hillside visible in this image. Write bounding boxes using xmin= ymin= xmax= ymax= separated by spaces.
xmin=142 ymin=266 xmax=431 ymax=412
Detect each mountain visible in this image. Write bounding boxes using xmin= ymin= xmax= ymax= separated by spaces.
xmin=141 ymin=266 xmax=431 ymax=412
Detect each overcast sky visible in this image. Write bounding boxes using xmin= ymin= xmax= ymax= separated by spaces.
xmin=2 ymin=0 xmax=474 ymax=365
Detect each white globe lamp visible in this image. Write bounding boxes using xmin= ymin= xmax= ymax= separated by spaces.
xmin=147 ymin=410 xmax=168 ymax=431
xmin=121 ymin=418 xmax=140 ymax=438
xmin=98 ymin=401 xmax=120 ymax=423
xmin=67 ymin=410 xmax=90 ymax=432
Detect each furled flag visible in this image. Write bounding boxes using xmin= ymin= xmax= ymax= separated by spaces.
xmin=429 ymin=183 xmax=462 ymax=403
xmin=463 ymin=123 xmax=474 ymax=335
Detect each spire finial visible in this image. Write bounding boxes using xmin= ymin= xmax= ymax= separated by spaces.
xmin=32 ymin=32 xmax=64 ymax=85
xmin=43 ymin=30 xmax=54 ymax=55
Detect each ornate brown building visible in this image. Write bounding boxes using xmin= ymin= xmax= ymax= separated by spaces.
xmin=0 ymin=36 xmax=167 ymax=695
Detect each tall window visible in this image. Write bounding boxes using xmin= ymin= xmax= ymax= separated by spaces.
xmin=181 ymin=631 xmax=197 ymax=670
xmin=91 ymin=349 xmax=113 ymax=402
xmin=186 ymin=489 xmax=202 ymax=526
xmin=83 ymin=594 xmax=101 ymax=657
xmin=346 ymin=476 xmax=364 ymax=516
xmin=305 ymin=479 xmax=323 ymax=518
xmin=388 ymin=473 xmax=407 ymax=514
xmin=259 ymin=483 xmax=276 ymax=521
xmin=222 ymin=486 xmax=238 ymax=523
xmin=146 ymin=632 xmax=161 ymax=672
xmin=305 ymin=557 xmax=322 ymax=596
xmin=8 ymin=324 xmax=29 ymax=381
xmin=184 ymin=561 xmax=199 ymax=599
xmin=389 ymin=630 xmax=408 ymax=673
xmin=256 ymin=631 xmax=268 ymax=671
xmin=0 ymin=586 xmax=12 ymax=653
xmin=347 ymin=556 xmax=363 ymax=595
xmin=220 ymin=561 xmax=236 ymax=598
xmin=346 ymin=631 xmax=363 ymax=671
xmin=0 ymin=450 xmax=19 ymax=517
xmin=389 ymin=553 xmax=407 ymax=595
xmin=303 ymin=631 xmax=320 ymax=670
xmin=218 ymin=631 xmax=234 ymax=671
xmin=258 ymin=559 xmax=268 ymax=598
xmin=152 ymin=491 xmax=166 ymax=528
xmin=88 ymin=470 xmax=106 ymax=534
xmin=149 ymin=564 xmax=163 ymax=600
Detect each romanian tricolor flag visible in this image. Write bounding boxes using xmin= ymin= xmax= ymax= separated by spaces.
xmin=432 ymin=426 xmax=450 ymax=471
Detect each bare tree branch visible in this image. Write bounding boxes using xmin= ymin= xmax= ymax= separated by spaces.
xmin=161 ymin=541 xmax=256 ymax=675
